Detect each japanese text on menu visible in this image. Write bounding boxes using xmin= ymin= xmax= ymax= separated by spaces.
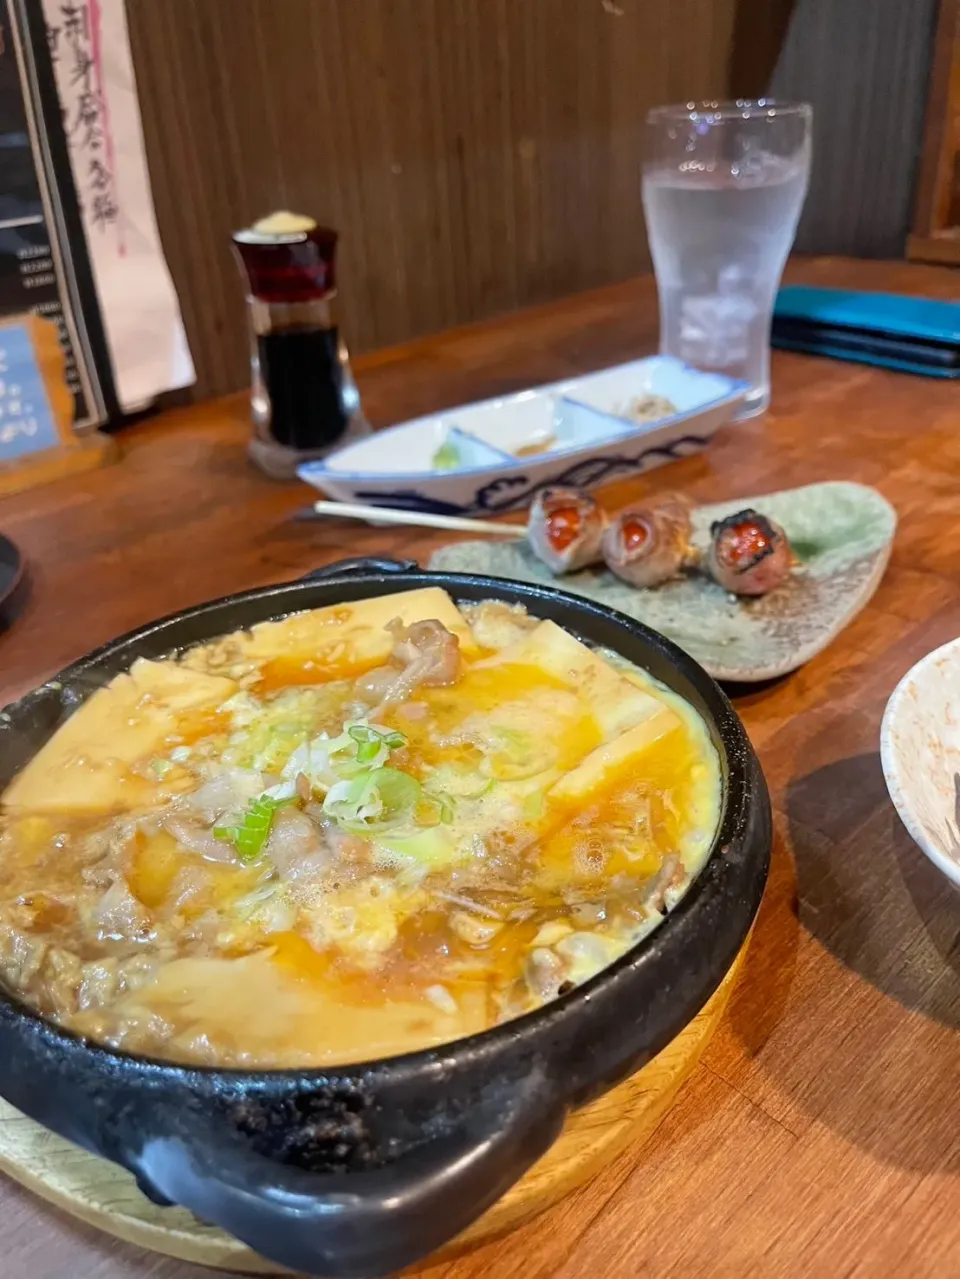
xmin=46 ymin=2 xmax=120 ymax=234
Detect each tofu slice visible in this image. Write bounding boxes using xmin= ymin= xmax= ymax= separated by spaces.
xmin=2 ymin=659 xmax=236 ymax=815
xmin=3 ymin=589 xmax=476 ymax=815
xmin=225 ymin=587 xmax=479 ymax=667
xmin=108 ymin=949 xmax=489 ymax=1067
xmin=547 ymin=708 xmax=680 ymax=804
xmin=476 ymin=620 xmax=667 ymax=739
xmin=473 ymin=619 xmax=684 ymax=809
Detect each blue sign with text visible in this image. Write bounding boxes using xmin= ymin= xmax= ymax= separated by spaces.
xmin=0 ymin=324 xmax=60 ymax=463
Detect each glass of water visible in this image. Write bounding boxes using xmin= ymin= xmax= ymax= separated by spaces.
xmin=643 ymin=100 xmax=812 ymax=419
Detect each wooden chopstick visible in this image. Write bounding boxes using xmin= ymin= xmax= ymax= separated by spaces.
xmin=300 ymin=500 xmax=528 ymax=538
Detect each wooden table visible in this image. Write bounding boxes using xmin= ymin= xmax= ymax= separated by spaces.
xmin=1 ymin=256 xmax=959 ymax=1278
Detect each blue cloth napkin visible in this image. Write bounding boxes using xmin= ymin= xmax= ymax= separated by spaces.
xmin=772 ymin=286 xmax=960 ymax=378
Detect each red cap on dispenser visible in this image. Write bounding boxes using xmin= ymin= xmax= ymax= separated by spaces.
xmin=232 ymin=213 xmax=338 ymax=303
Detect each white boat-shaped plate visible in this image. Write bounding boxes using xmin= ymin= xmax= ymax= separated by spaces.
xmin=299 ymin=357 xmax=748 ymax=516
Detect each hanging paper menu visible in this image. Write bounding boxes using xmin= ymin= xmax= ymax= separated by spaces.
xmin=41 ymin=0 xmax=195 ymax=412
xmin=0 ymin=0 xmax=116 ymax=433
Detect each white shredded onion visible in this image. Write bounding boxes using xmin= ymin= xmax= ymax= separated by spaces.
xmin=425 ymin=984 xmax=458 ymax=1015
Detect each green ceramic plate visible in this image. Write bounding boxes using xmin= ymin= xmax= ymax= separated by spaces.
xmin=429 ymin=481 xmax=896 ymax=683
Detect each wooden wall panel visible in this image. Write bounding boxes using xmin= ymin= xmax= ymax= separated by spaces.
xmin=125 ymin=0 xmax=937 ymax=405
xmin=125 ymin=0 xmax=739 ymax=401
xmin=768 ymin=0 xmax=939 ymax=259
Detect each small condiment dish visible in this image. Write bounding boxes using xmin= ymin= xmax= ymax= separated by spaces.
xmin=300 ymin=357 xmax=747 ymax=516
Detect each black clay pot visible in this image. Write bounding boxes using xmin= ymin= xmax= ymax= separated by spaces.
xmin=0 ymin=558 xmax=771 ymax=1278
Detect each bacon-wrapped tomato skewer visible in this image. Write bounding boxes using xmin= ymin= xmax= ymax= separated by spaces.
xmin=527 ymin=487 xmax=608 ymax=574
xmin=601 ymin=494 xmax=695 ymax=588
xmin=707 ymin=508 xmax=792 ymax=596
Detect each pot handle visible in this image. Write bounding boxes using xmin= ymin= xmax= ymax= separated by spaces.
xmin=299 ymin=556 xmax=418 ymax=582
xmin=127 ymin=1073 xmax=564 ymax=1279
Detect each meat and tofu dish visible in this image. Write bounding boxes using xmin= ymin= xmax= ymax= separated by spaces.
xmin=0 ymin=590 xmax=720 ymax=1069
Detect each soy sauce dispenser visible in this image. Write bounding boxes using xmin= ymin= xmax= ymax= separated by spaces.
xmin=232 ymin=212 xmax=369 ymax=478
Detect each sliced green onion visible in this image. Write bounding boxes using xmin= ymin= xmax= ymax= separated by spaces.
xmin=331 ymin=766 xmax=422 ymax=834
xmin=326 ymin=731 xmax=364 ymax=775
xmin=375 ymin=766 xmax=420 ymax=813
xmin=214 ymin=795 xmax=292 ymax=863
xmin=420 ymin=785 xmax=456 ymax=825
xmin=437 ymin=794 xmax=455 ymax=824
xmin=348 ymin=724 xmax=407 ymax=765
xmin=327 ymin=723 xmax=407 ymax=777
xmin=323 ymin=771 xmax=383 ymax=823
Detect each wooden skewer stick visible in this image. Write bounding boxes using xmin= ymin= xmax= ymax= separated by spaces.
xmin=309 ymin=500 xmax=528 ymax=538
